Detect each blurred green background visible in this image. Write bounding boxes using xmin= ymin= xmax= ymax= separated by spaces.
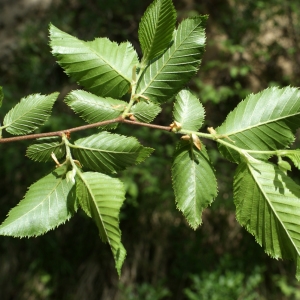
xmin=1 ymin=0 xmax=300 ymax=299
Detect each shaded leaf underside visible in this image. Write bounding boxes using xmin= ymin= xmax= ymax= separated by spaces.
xmin=172 ymin=141 xmax=217 ymax=229
xmin=26 ymin=141 xmax=65 ymax=162
xmin=76 ymin=172 xmax=126 ymax=275
xmin=72 ymin=131 xmax=153 ymax=174
xmin=234 ymin=160 xmax=300 ymax=279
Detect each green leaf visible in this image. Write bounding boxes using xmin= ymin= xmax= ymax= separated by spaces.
xmin=280 ymin=150 xmax=300 ymax=169
xmin=173 ymin=89 xmax=205 ymax=131
xmin=65 ymin=90 xmax=127 ymax=129
xmin=49 ymin=24 xmax=138 ymax=98
xmin=0 ymin=167 xmax=77 ymax=237
xmin=138 ymin=0 xmax=176 ymax=62
xmin=3 ymin=93 xmax=58 ymax=135
xmin=172 ymin=140 xmax=218 ymax=229
xmin=136 ymin=16 xmax=207 ymax=104
xmin=234 ymin=160 xmax=300 ymax=280
xmin=130 ymin=101 xmax=162 ymax=123
xmin=278 ymin=159 xmax=292 ymax=173
xmin=26 ymin=141 xmax=66 ymax=162
xmin=0 ymin=86 xmax=3 ymax=108
xmin=76 ymin=172 xmax=126 ymax=275
xmin=217 ymin=87 xmax=300 ymax=163
xmin=72 ymin=132 xmax=153 ymax=174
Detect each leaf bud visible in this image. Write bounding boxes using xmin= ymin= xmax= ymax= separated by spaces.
xmin=170 ymin=121 xmax=182 ymax=132
xmin=181 ymin=135 xmax=191 ymax=141
xmin=192 ymin=133 xmax=202 ymax=150
xmin=207 ymin=127 xmax=217 ymax=134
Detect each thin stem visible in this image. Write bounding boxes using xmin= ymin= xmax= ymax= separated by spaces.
xmin=62 ymin=135 xmax=77 ymax=168
xmin=121 ymin=64 xmax=144 ymax=118
xmin=0 ymin=118 xmax=122 ymax=143
xmin=61 ymin=134 xmax=81 ymax=184
xmin=214 ymin=138 xmax=243 ymax=153
xmin=0 ymin=117 xmax=171 ymax=143
xmin=180 ymin=128 xmax=282 ymax=158
xmin=179 ymin=129 xmax=216 ymax=140
xmin=0 ymin=131 xmax=64 ymax=143
xmin=121 ymin=119 xmax=171 ymax=131
xmin=121 ymin=97 xmax=136 ymax=118
xmin=245 ymin=149 xmax=279 ymax=155
xmin=215 ymin=138 xmax=282 ymax=156
xmin=62 ymin=134 xmax=72 ymax=158
xmin=0 ymin=116 xmax=291 ymax=160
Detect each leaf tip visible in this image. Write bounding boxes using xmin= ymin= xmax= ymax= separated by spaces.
xmin=115 ymin=243 xmax=127 ymax=277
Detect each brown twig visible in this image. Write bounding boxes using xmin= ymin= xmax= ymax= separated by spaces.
xmin=0 ymin=117 xmax=172 ymax=143
xmin=120 ymin=118 xmax=171 ymax=131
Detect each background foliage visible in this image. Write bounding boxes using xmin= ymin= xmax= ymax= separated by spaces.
xmin=1 ymin=0 xmax=300 ymax=299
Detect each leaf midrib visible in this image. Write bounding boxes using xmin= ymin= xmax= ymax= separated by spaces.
xmin=53 ymin=32 xmax=132 ymax=83
xmin=190 ymin=148 xmax=198 ymax=221
xmin=5 ymin=102 xmax=49 ymax=129
xmin=225 ymin=111 xmax=300 ymax=137
xmin=144 ymin=1 xmax=171 ymax=61
xmin=72 ymin=143 xmax=137 ymax=155
xmin=138 ymin=20 xmax=201 ymax=96
xmin=2 ymin=176 xmax=65 ymax=228
xmin=85 ymin=40 xmax=131 ymax=83
xmin=248 ymin=163 xmax=300 ymax=256
xmin=79 ymin=173 xmax=109 ymax=244
xmin=34 ymin=143 xmax=61 ymax=152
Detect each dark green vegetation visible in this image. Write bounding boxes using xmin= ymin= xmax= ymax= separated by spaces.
xmin=1 ymin=0 xmax=300 ymax=299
